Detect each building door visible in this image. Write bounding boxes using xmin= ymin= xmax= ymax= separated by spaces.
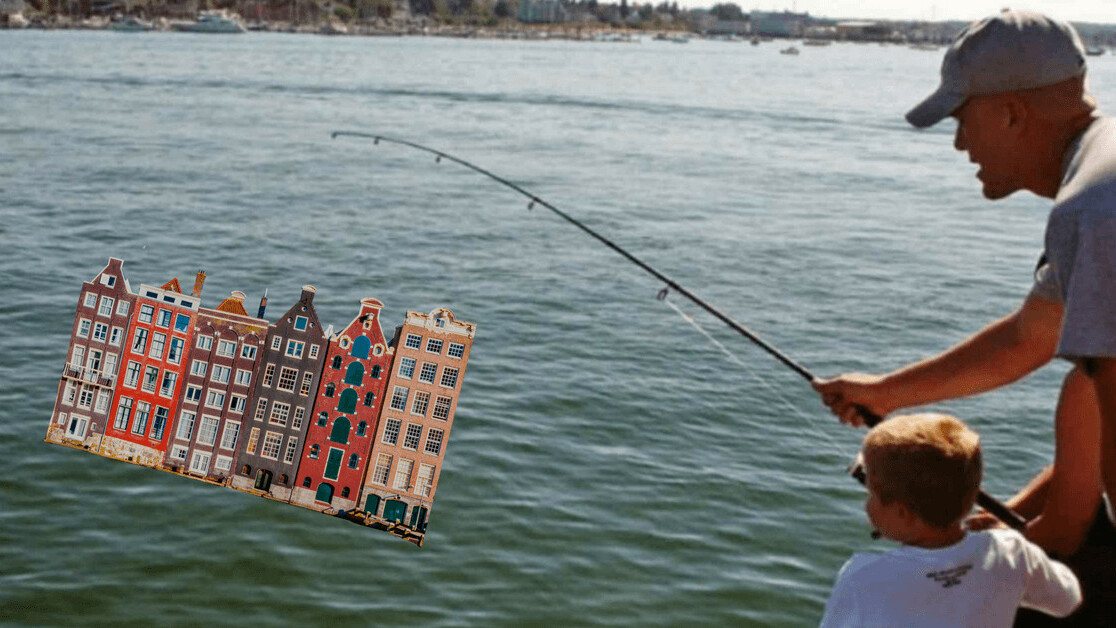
xmin=409 ymin=506 xmax=428 ymax=531
xmin=315 ymin=483 xmax=334 ymax=504
xmin=324 ymin=448 xmax=344 ymax=480
xmin=382 ymin=499 xmax=407 ymax=523
xmin=66 ymin=415 xmax=89 ymax=440
xmin=364 ymin=494 xmax=380 ymax=517
xmin=254 ymin=469 xmax=273 ymax=491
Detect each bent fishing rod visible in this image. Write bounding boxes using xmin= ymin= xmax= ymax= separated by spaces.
xmin=330 ymin=130 xmax=1027 ymax=532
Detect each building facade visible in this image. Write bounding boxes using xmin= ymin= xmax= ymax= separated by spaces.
xmin=100 ymin=279 xmax=200 ymax=467
xmin=230 ymin=286 xmax=327 ymax=501
xmin=290 ymin=298 xmax=392 ymax=512
xmin=47 ymin=258 xmax=137 ymax=451
xmin=164 ymin=291 xmax=268 ymax=483
xmin=359 ymin=307 xmax=475 ymax=532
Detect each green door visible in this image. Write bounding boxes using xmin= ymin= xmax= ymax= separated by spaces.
xmin=364 ymin=494 xmax=380 ymax=516
xmin=315 ymin=483 xmax=334 ymax=504
xmin=383 ymin=499 xmax=407 ymax=523
xmin=324 ymin=448 xmax=344 ymax=480
xmin=409 ymin=506 xmax=428 ymax=530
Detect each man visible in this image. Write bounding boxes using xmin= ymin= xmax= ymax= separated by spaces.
xmin=812 ymin=9 xmax=1116 ymax=625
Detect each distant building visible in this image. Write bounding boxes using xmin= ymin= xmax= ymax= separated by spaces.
xmin=100 ymin=278 xmax=200 ymax=467
xmin=359 ymin=308 xmax=475 ymax=533
xmin=164 ymin=290 xmax=268 ymax=483
xmin=47 ymin=258 xmax=136 ymax=451
xmin=707 ymin=19 xmax=749 ymax=36
xmin=835 ymin=21 xmax=895 ymax=42
xmin=750 ymin=10 xmax=806 ymax=38
xmin=229 ymin=286 xmax=327 ymax=501
xmin=518 ymin=0 xmax=566 ymax=24
xmin=290 ymin=298 xmax=392 ymax=512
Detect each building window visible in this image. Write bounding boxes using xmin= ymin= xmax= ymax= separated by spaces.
xmin=277 ymin=367 xmax=297 ymax=392
xmin=216 ymin=340 xmax=236 ymax=358
xmin=393 ymin=458 xmax=414 ymax=491
xmin=157 ymin=310 xmax=172 ymax=328
xmin=174 ymin=314 xmax=190 ymax=332
xmin=418 ymin=362 xmax=437 ymax=384
xmin=303 ymin=476 xmax=312 ymax=488
xmin=93 ymin=323 xmax=109 ymax=342
xmin=371 ymin=454 xmax=392 ymax=485
xmin=348 ymin=453 xmax=359 ymax=469
xmin=371 ymin=365 xmax=381 ymax=378
xmin=171 ymin=446 xmax=188 ymax=461
xmin=78 ymin=384 xmax=95 ymax=409
xmin=211 ymin=365 xmax=231 ymax=385
xmin=317 ymin=411 xmax=328 ymax=427
xmin=205 ymin=390 xmax=226 ymax=410
xmin=390 ymin=387 xmax=408 ymax=411
xmin=177 ymin=411 xmax=196 ymax=440
xmin=83 ymin=293 xmax=98 ymax=308
xmin=363 ymin=391 xmax=375 ymax=407
xmin=116 ymin=300 xmax=130 ymax=316
xmin=283 ymin=437 xmax=299 ymax=464
xmin=398 ymin=357 xmax=416 ymax=379
xmin=253 ymin=398 xmax=267 ymax=421
xmin=261 ymin=432 xmax=282 ymax=460
xmin=168 ymin=338 xmax=184 ymax=364
xmin=197 ymin=416 xmax=220 ymax=446
xmin=285 ymin=340 xmax=304 ymax=358
xmin=196 ymin=335 xmax=213 ymax=350
xmin=411 ymin=391 xmax=430 ymax=416
xmin=300 ymin=372 xmax=313 ymax=396
xmin=214 ymin=456 xmax=233 ymax=472
xmin=235 ymin=369 xmax=252 ymax=387
xmin=270 ymin=402 xmax=290 ymax=427
xmin=351 ymin=336 xmax=371 ymax=359
xmin=142 ymin=366 xmax=159 ymax=393
xmin=77 ymin=319 xmax=92 ymax=338
xmin=95 ymin=390 xmax=110 ymax=413
xmin=405 ymin=333 xmax=422 ymax=350
xmin=325 ymin=383 xmax=335 ymax=398
xmin=114 ymin=397 xmax=133 ymax=430
xmin=416 ymin=464 xmax=435 ymax=497
xmin=425 ymin=338 xmax=443 ymax=354
xmin=294 ymin=316 xmax=308 ymax=331
xmin=160 ymin=371 xmax=178 ymax=398
xmin=149 ymin=332 xmax=166 ymax=359
xmin=138 ymin=304 xmax=154 ymax=324
xmin=382 ymin=418 xmax=401 ymax=445
xmin=292 ymin=408 xmax=305 ymax=430
xmin=331 ymin=355 xmax=342 ymax=369
xmin=246 ymin=427 xmax=261 ymax=455
xmin=98 ymin=296 xmax=115 ymax=317
xmin=308 ymin=444 xmax=320 ymax=459
xmin=190 ymin=452 xmax=211 ymax=474
xmin=271 ymin=336 xmax=282 ymax=350
xmin=131 ymin=401 xmax=151 ymax=435
xmin=131 ymin=328 xmax=148 ymax=353
xmin=63 ymin=382 xmax=76 ymax=406
xmin=241 ymin=345 xmax=257 ymax=360
xmin=309 ymin=345 xmax=320 ymax=359
xmin=424 ymin=428 xmax=444 ymax=456
xmin=185 ymin=385 xmax=202 ymax=403
xmin=262 ymin=364 xmax=275 ymax=387
xmin=432 ymin=396 xmax=452 ymax=420
xmin=344 ymin=362 xmax=364 ymax=386
xmin=190 ymin=360 xmax=207 ymax=377
xmin=151 ymin=407 xmax=169 ymax=440
xmin=110 ymin=327 xmax=124 ymax=346
xmin=403 ymin=424 xmax=422 ymax=451
xmin=229 ymin=395 xmax=246 ymax=413
xmin=356 ymin=421 xmax=368 ymax=437
xmin=220 ymin=422 xmax=241 ymax=450
xmin=440 ymin=367 xmax=459 ymax=389
xmin=341 ymin=487 xmax=350 ymax=498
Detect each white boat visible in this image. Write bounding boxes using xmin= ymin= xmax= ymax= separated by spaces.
xmin=172 ymin=10 xmax=247 ymax=33
xmin=110 ymin=15 xmax=154 ymax=31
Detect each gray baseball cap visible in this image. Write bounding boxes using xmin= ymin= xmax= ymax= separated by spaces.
xmin=906 ymin=10 xmax=1087 ymax=128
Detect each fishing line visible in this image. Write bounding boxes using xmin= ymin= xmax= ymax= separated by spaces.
xmin=330 ymin=130 xmax=1027 ymax=531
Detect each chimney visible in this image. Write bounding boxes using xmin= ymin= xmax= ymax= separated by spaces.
xmin=301 ymin=285 xmax=317 ymax=303
xmin=257 ymin=288 xmax=268 ymax=319
xmin=192 ymin=271 xmax=207 ymax=297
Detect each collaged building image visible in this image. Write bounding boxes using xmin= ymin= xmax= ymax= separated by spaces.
xmin=46 ymin=258 xmax=476 ymax=547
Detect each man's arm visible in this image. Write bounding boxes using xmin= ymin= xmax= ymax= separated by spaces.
xmin=1087 ymin=358 xmax=1116 ymax=523
xmin=812 ymin=293 xmax=1063 ymax=425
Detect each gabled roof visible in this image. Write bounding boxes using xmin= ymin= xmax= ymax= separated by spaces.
xmin=215 ymin=295 xmax=248 ymax=316
xmin=161 ymin=278 xmax=183 ymax=293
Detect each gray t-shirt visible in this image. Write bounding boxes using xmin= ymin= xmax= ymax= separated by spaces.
xmin=1041 ymin=116 xmax=1116 ymax=359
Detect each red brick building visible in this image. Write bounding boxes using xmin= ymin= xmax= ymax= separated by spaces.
xmin=100 ymin=278 xmax=200 ymax=467
xmin=359 ymin=307 xmax=475 ymax=533
xmin=290 ymin=298 xmax=392 ymax=512
xmin=164 ymin=291 xmax=268 ymax=482
xmin=47 ymin=258 xmax=137 ymax=450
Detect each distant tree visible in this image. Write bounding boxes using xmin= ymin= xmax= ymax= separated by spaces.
xmin=410 ymin=0 xmax=434 ymax=14
xmin=709 ymin=2 xmax=742 ymax=21
xmin=619 ymin=0 xmax=627 ymax=18
xmin=494 ymin=0 xmax=509 ymax=16
xmin=637 ymin=2 xmax=650 ymax=20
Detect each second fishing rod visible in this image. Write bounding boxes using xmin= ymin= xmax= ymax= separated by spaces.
xmin=331 ymin=130 xmax=1028 ymax=532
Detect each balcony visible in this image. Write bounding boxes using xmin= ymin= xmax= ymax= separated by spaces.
xmin=62 ymin=363 xmax=116 ymax=388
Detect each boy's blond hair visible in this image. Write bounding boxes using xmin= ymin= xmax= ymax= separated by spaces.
xmin=862 ymin=413 xmax=983 ymax=529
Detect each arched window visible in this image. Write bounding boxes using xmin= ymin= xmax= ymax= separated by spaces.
xmin=345 ymin=362 xmax=364 ymax=386
xmin=338 ymin=388 xmax=358 ymax=414
xmin=302 ymin=476 xmax=312 ymax=488
xmin=330 ymin=417 xmax=351 ymax=444
xmin=309 ymin=444 xmax=320 ymax=459
xmin=315 ymin=483 xmax=334 ymax=504
xmin=348 ymin=453 xmax=359 ymax=468
xmin=240 ymin=464 xmax=252 ymax=476
xmin=318 ymin=412 xmax=328 ymax=426
xmin=325 ymin=383 xmax=335 ymax=398
xmin=371 ymin=365 xmax=381 ymax=379
xmin=341 ymin=486 xmax=350 ymax=498
xmin=332 ymin=355 xmax=342 ymax=369
xmin=351 ymin=336 xmax=371 ymax=360
xmin=363 ymin=391 xmax=375 ymax=407
xmin=356 ymin=421 xmax=367 ymax=437
xmin=280 ymin=474 xmax=289 ymax=485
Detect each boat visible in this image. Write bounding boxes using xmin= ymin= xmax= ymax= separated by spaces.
xmin=172 ymin=10 xmax=247 ymax=33
xmin=779 ymin=46 xmax=799 ymax=55
xmin=109 ymin=15 xmax=154 ymax=31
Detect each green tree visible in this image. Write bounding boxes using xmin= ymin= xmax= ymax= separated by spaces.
xmin=709 ymin=2 xmax=742 ymax=21
xmin=494 ymin=0 xmax=509 ymax=16
xmin=619 ymin=0 xmax=627 ymax=18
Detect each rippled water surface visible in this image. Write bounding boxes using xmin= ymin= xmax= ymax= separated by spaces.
xmin=4 ymin=30 xmax=1115 ymax=627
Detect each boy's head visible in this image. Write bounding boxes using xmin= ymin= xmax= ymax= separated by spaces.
xmin=862 ymin=413 xmax=983 ymax=535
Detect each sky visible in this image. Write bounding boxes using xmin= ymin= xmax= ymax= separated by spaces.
xmin=678 ymin=1 xmax=1115 ymax=24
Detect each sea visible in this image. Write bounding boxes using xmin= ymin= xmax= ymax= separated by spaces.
xmin=2 ymin=30 xmax=1112 ymax=627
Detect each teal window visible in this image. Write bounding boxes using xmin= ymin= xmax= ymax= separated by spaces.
xmin=325 ymin=383 xmax=335 ymax=398
xmin=338 ymin=388 xmax=358 ymax=414
xmin=356 ymin=421 xmax=367 ymax=437
xmin=347 ymin=453 xmax=358 ymax=468
xmin=344 ymin=363 xmax=364 ymax=386
xmin=315 ymin=482 xmax=334 ymax=503
xmin=330 ymin=417 xmax=351 ymax=444
xmin=332 ymin=355 xmax=342 ymax=369
xmin=294 ymin=316 xmax=308 ymax=331
xmin=363 ymin=391 xmax=375 ymax=407
xmin=371 ymin=365 xmax=381 ymax=379
xmin=351 ymin=336 xmax=371 ymax=359
xmin=302 ymin=476 xmax=311 ymax=488
xmin=324 ymin=449 xmax=343 ymax=480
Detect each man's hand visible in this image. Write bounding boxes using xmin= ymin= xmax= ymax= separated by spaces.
xmin=812 ymin=373 xmax=891 ymax=427
xmin=965 ymin=510 xmax=1006 ymax=532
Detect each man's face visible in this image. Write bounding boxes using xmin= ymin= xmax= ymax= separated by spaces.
xmin=952 ymin=94 xmax=1023 ymax=200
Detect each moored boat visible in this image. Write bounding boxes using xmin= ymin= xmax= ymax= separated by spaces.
xmin=171 ymin=10 xmax=247 ymax=33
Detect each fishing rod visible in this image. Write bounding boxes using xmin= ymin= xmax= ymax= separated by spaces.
xmin=330 ymin=130 xmax=1027 ymax=532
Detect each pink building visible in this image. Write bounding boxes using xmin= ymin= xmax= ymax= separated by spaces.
xmin=359 ymin=307 xmax=475 ymax=534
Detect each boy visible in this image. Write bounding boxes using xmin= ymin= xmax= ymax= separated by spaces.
xmin=820 ymin=413 xmax=1081 ymax=627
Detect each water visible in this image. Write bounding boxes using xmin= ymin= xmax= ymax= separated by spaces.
xmin=2 ymin=31 xmax=1112 ymax=626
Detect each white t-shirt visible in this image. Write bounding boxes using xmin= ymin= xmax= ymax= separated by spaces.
xmin=820 ymin=529 xmax=1080 ymax=628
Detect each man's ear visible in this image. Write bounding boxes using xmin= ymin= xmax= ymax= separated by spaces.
xmin=1002 ymin=94 xmax=1029 ymax=134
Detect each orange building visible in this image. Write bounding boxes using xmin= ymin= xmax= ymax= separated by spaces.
xmin=359 ymin=307 xmax=475 ymax=534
